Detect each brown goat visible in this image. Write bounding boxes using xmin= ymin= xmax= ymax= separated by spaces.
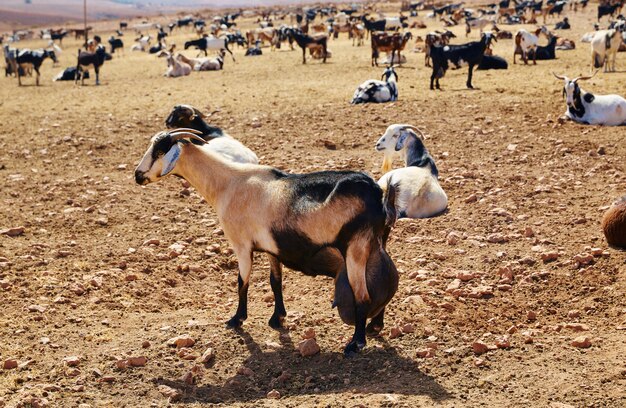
xmin=602 ymin=196 xmax=626 ymax=248
xmin=371 ymin=31 xmax=413 ymax=66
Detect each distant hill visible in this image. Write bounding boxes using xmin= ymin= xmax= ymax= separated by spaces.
xmin=0 ymin=0 xmax=360 ymax=31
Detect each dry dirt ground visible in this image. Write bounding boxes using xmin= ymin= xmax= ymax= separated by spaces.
xmin=1 ymin=3 xmax=625 ymax=407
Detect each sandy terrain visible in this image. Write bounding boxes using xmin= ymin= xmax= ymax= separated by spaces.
xmin=0 ymin=3 xmax=625 ymax=407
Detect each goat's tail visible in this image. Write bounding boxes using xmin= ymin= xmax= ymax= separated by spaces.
xmin=382 ymin=181 xmax=398 ymax=247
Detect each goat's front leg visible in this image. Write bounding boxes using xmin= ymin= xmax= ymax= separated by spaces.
xmin=227 ymin=248 xmax=252 ymax=328
xmin=345 ymin=302 xmax=369 ymax=356
xmin=466 ymin=64 xmax=474 ymax=89
xmin=267 ymin=254 xmax=286 ymax=329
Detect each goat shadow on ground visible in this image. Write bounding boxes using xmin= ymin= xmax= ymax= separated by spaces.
xmin=157 ymin=328 xmax=452 ymax=404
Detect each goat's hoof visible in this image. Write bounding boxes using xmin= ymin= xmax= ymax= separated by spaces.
xmin=343 ymin=340 xmax=365 ymax=357
xmin=226 ymin=315 xmax=245 ymax=328
xmin=365 ymin=323 xmax=383 ymax=337
xmin=268 ymin=314 xmax=285 ymax=329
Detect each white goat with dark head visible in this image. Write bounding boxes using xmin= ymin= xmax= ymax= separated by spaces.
xmin=134 ymin=129 xmax=399 ymax=355
xmin=375 ymin=124 xmax=448 ymax=218
xmin=553 ymin=71 xmax=626 ymax=126
xmin=351 ymin=66 xmax=398 ymax=104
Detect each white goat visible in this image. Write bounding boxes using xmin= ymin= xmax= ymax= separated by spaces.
xmin=591 ymin=27 xmax=624 ymax=72
xmin=194 ymin=50 xmax=225 ymax=71
xmin=351 ymin=66 xmax=398 ymax=104
xmin=164 ymin=104 xmax=258 ymax=164
xmin=158 ymin=51 xmax=191 ymax=77
xmin=514 ymin=27 xmax=549 ymax=64
xmin=131 ymin=35 xmax=151 ymax=52
xmin=375 ymin=124 xmax=448 ymax=218
xmin=553 ymin=72 xmax=626 ymax=126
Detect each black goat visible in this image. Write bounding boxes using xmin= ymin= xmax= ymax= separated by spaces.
xmin=477 ymin=54 xmax=508 ymax=70
xmin=53 ymin=66 xmax=90 ymax=81
xmin=598 ymin=4 xmax=620 ymax=21
xmin=15 ymin=49 xmax=57 ymax=86
xmin=430 ymin=32 xmax=496 ymax=90
xmin=149 ymin=42 xmax=165 ymax=54
xmin=120 ymin=22 xmax=128 ymax=30
xmin=50 ymin=30 xmax=68 ymax=44
xmin=184 ymin=37 xmax=234 ymax=60
xmin=555 ymin=17 xmax=570 ymax=29
xmin=76 ymin=45 xmax=107 ymax=85
xmin=549 ymin=1 xmax=567 ymax=16
xmin=291 ymin=29 xmax=327 ymax=64
xmin=361 ymin=15 xmax=386 ymax=36
xmin=157 ymin=28 xmax=168 ymax=42
xmin=527 ymin=35 xmax=558 ymax=60
xmin=108 ymin=36 xmax=124 ymax=54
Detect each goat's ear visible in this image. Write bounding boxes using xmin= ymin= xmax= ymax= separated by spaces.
xmin=161 ymin=143 xmax=181 ymax=176
xmin=192 ymin=107 xmax=204 ymax=119
xmin=395 ymin=132 xmax=409 ymax=151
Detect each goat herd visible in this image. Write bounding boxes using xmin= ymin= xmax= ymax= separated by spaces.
xmin=4 ymin=1 xmax=626 ymax=356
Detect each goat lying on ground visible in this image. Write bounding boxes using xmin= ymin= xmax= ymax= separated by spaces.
xmin=527 ymin=34 xmax=558 ymax=60
xmin=351 ymin=66 xmax=398 ymax=104
xmin=553 ymin=71 xmax=626 ymax=125
xmin=158 ymin=51 xmax=191 ymax=77
xmin=375 ymin=124 xmax=448 ymax=218
xmin=134 ymin=129 xmax=399 ymax=355
xmin=164 ymin=104 xmax=258 ymax=164
xmin=53 ymin=66 xmax=90 ymax=81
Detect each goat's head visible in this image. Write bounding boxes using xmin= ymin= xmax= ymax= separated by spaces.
xmin=381 ymin=66 xmax=398 ymax=82
xmin=482 ymin=32 xmax=497 ymax=46
xmin=165 ymin=104 xmax=204 ymax=128
xmin=134 ymin=129 xmax=206 ymax=185
xmin=45 ymin=49 xmax=58 ymax=63
xmin=553 ymin=71 xmax=596 ymax=108
xmin=375 ymin=124 xmax=425 ymax=173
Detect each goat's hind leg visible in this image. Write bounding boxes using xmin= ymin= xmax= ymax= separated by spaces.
xmin=366 ymin=307 xmax=386 ymax=336
xmin=343 ymin=236 xmax=372 ymax=355
xmin=267 ymin=254 xmax=286 ymax=329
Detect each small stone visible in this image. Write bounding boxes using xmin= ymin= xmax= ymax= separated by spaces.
xmin=143 ymin=238 xmax=160 ymax=246
xmin=96 ymin=217 xmax=108 ymax=226
xmin=487 ymin=233 xmax=508 ymax=244
xmin=446 ymin=232 xmax=461 ymax=245
xmin=0 ymin=226 xmax=25 ymax=237
xmin=298 ymin=338 xmax=320 ymax=357
xmin=200 ymin=347 xmax=215 ymax=364
xmin=64 ymin=356 xmax=81 ymax=367
xmin=472 ymin=341 xmax=489 ymax=355
xmin=571 ymin=336 xmax=592 ymax=348
xmin=3 ymin=359 xmax=18 ymax=370
xmin=401 ymin=323 xmax=415 ymax=334
xmin=237 ymin=366 xmax=254 ymax=376
xmin=564 ymin=323 xmax=589 ymax=332
xmin=416 ymin=348 xmax=435 ymax=358
xmin=99 ymin=376 xmax=115 ymax=383
xmin=267 ymin=389 xmax=281 ymax=399
xmin=527 ymin=311 xmax=537 ymax=321
xmin=446 ymin=279 xmax=461 ymax=292
xmin=523 ymin=227 xmax=534 ymax=237
xmin=167 ymin=335 xmax=195 ymax=348
xmin=495 ymin=337 xmax=510 ymax=349
xmin=302 ymin=328 xmax=316 ymax=340
xmin=142 ymin=341 xmax=151 ymax=348
xmin=541 ymin=252 xmax=559 ymax=263
xmin=456 ymin=271 xmax=476 ymax=282
xmin=474 ymin=357 xmax=486 ymax=367
xmin=180 ymin=371 xmax=194 ymax=385
xmin=158 ymin=384 xmax=182 ymax=401
xmin=567 ymin=310 xmax=580 ymax=318
xmin=389 ymin=327 xmax=403 ymax=339
xmin=127 ymin=356 xmax=147 ymax=367
xmin=464 ymin=194 xmax=478 ymax=204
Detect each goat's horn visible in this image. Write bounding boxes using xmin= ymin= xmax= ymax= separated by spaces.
xmin=573 ymin=71 xmax=597 ymax=83
xmin=170 ymin=127 xmax=203 ymax=135
xmin=552 ymin=72 xmax=566 ymax=80
xmin=401 ymin=125 xmax=426 ymax=139
xmin=169 ymin=132 xmax=207 ymax=144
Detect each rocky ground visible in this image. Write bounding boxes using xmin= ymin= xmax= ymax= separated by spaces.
xmin=0 ymin=3 xmax=625 ymax=407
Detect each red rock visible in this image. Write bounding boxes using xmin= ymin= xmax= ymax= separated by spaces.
xmin=541 ymin=251 xmax=559 ymax=263
xmin=298 ymin=338 xmax=320 ymax=357
xmin=401 ymin=323 xmax=415 ymax=334
xmin=567 ymin=310 xmax=580 ymax=318
xmin=99 ymin=376 xmax=115 ymax=383
xmin=180 ymin=371 xmax=194 ymax=385
xmin=302 ymin=328 xmax=316 ymax=339
xmin=527 ymin=311 xmax=537 ymax=321
xmin=464 ymin=194 xmax=478 ymax=203
xmin=158 ymin=385 xmax=182 ymax=401
xmin=267 ymin=389 xmax=281 ymax=399
xmin=389 ymin=327 xmax=402 ymax=339
xmin=3 ymin=359 xmax=17 ymax=370
xmin=63 ymin=356 xmax=81 ymax=367
xmin=142 ymin=341 xmax=151 ymax=348
xmin=472 ymin=341 xmax=489 ymax=355
xmin=456 ymin=271 xmax=476 ymax=282
xmin=237 ymin=366 xmax=254 ymax=376
xmin=127 ymin=356 xmax=147 ymax=367
xmin=564 ymin=323 xmax=589 ymax=332
xmin=446 ymin=232 xmax=461 ymax=245
xmin=523 ymin=227 xmax=534 ymax=237
xmin=487 ymin=233 xmax=508 ymax=243
xmin=142 ymin=239 xmax=160 ymax=246
xmin=415 ymin=348 xmax=435 ymax=358
xmin=116 ymin=360 xmax=128 ymax=369
xmin=571 ymin=336 xmax=592 ymax=348
xmin=495 ymin=337 xmax=511 ymax=349
xmin=167 ymin=335 xmax=195 ymax=348
xmin=446 ymin=279 xmax=461 ymax=292
xmin=0 ymin=226 xmax=25 ymax=237
xmin=200 ymin=347 xmax=215 ymax=364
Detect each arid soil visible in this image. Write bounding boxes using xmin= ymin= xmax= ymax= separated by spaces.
xmin=0 ymin=3 xmax=625 ymax=407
